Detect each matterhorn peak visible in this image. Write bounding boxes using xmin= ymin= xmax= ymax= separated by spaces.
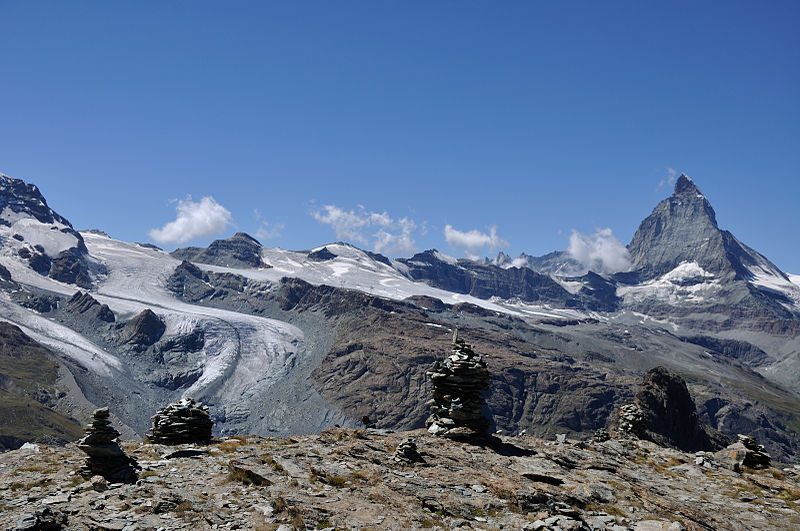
xmin=674 ymin=174 xmax=702 ymax=196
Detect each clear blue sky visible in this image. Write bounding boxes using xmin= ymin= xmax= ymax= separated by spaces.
xmin=2 ymin=2 xmax=798 ymax=272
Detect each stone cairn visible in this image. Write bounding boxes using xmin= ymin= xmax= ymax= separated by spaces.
xmin=592 ymin=428 xmax=611 ymax=443
xmin=394 ymin=439 xmax=423 ymax=463
xmin=149 ymin=397 xmax=213 ymax=444
xmin=616 ymin=403 xmax=646 ymax=439
xmin=425 ymin=330 xmax=491 ymax=441
xmin=721 ymin=434 xmax=771 ymax=471
xmin=77 ymin=408 xmax=139 ymax=483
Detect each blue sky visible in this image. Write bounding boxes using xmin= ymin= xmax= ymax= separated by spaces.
xmin=1 ymin=2 xmax=798 ymax=272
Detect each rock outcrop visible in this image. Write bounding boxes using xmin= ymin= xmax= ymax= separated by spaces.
xmin=149 ymin=398 xmax=213 ymax=444
xmin=615 ymin=366 xmax=730 ymax=452
xmin=67 ymin=291 xmax=115 ymax=322
xmin=307 ymin=246 xmax=337 ymax=261
xmin=76 ymin=408 xmax=139 ymax=483
xmin=119 ymin=309 xmax=165 ymax=350
xmin=171 ymin=232 xmax=266 ymax=269
xmin=426 ymin=331 xmax=491 ymax=441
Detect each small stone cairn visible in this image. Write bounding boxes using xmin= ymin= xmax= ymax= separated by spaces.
xmin=77 ymin=408 xmax=139 ymax=483
xmin=616 ymin=403 xmax=646 ymax=439
xmin=394 ymin=438 xmax=423 ymax=463
xmin=592 ymin=428 xmax=611 ymax=443
xmin=719 ymin=434 xmax=771 ymax=471
xmin=149 ymin=397 xmax=213 ymax=444
xmin=425 ymin=330 xmax=491 ymax=441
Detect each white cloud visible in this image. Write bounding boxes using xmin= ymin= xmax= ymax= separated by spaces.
xmin=149 ymin=196 xmax=233 ymax=245
xmin=567 ymin=227 xmax=631 ymax=274
xmin=255 ymin=222 xmax=283 ymax=241
xmin=311 ymin=204 xmax=419 ymax=256
xmin=657 ymin=167 xmax=678 ymax=190
xmin=444 ymin=225 xmax=509 ymax=259
xmin=373 ymin=217 xmax=416 ymax=256
xmin=252 ymin=209 xmax=283 ymax=241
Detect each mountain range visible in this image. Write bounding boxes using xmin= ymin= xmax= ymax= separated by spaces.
xmin=1 ymin=171 xmax=799 ymax=461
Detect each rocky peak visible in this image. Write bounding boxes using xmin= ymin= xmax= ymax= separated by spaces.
xmin=627 ymin=176 xmax=729 ymax=280
xmin=673 ymin=173 xmax=702 ymax=196
xmin=171 ymin=232 xmax=265 ymax=269
xmin=0 ymin=173 xmax=73 ymax=227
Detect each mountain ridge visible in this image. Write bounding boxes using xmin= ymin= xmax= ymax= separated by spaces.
xmin=1 ymin=171 xmax=799 ymax=462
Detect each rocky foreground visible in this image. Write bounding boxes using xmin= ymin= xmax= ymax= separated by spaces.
xmin=1 ymin=428 xmax=799 ymax=531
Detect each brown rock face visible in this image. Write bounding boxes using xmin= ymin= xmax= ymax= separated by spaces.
xmin=631 ymin=366 xmax=730 ymax=452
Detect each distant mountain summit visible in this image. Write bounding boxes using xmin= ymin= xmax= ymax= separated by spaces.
xmin=0 ymin=173 xmax=74 ymax=227
xmin=0 ymin=173 xmax=96 ymax=287
xmin=172 ymin=232 xmax=267 ymax=269
xmin=627 ymin=174 xmax=788 ymax=283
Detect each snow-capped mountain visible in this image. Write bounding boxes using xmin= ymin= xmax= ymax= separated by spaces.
xmin=1 ymin=171 xmax=800 ymax=460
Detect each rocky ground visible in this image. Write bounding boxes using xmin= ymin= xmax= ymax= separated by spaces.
xmin=2 ymin=427 xmax=799 ymax=530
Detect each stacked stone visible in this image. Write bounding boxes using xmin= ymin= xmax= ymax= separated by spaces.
xmin=721 ymin=434 xmax=772 ymax=470
xmin=425 ymin=330 xmax=491 ymax=441
xmin=77 ymin=408 xmax=139 ymax=483
xmin=592 ymin=428 xmax=611 ymax=443
xmin=149 ymin=397 xmax=213 ymax=444
xmin=616 ymin=404 xmax=646 ymax=439
xmin=394 ymin=439 xmax=423 ymax=463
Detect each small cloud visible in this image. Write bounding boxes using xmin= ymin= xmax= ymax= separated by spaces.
xmin=566 ymin=227 xmax=631 ymax=274
xmin=444 ymin=225 xmax=509 ymax=259
xmin=255 ymin=221 xmax=284 ymax=241
xmin=311 ymin=204 xmax=419 ymax=256
xmin=373 ymin=217 xmax=416 ymax=256
xmin=149 ymin=196 xmax=233 ymax=245
xmin=657 ymin=168 xmax=678 ymax=191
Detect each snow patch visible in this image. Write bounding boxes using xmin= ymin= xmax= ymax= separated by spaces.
xmin=0 ymin=213 xmax=78 ymax=256
xmin=661 ymin=262 xmax=713 ymax=283
xmin=617 ymin=262 xmax=721 ymax=306
xmin=433 ymin=250 xmax=459 ymax=266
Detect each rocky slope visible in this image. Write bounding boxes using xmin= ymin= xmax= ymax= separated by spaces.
xmin=1 ymin=427 xmax=799 ymax=530
xmin=0 ymin=322 xmax=83 ymax=450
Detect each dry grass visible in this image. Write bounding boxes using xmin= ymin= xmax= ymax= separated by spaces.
xmin=217 ymin=439 xmax=246 ymax=453
xmin=323 ymin=473 xmax=348 ymax=487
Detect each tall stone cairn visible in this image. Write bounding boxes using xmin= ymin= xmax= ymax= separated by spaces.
xmin=77 ymin=408 xmax=139 ymax=483
xmin=425 ymin=330 xmax=491 ymax=441
xmin=149 ymin=397 xmax=213 ymax=444
xmin=615 ymin=403 xmax=647 ymax=439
